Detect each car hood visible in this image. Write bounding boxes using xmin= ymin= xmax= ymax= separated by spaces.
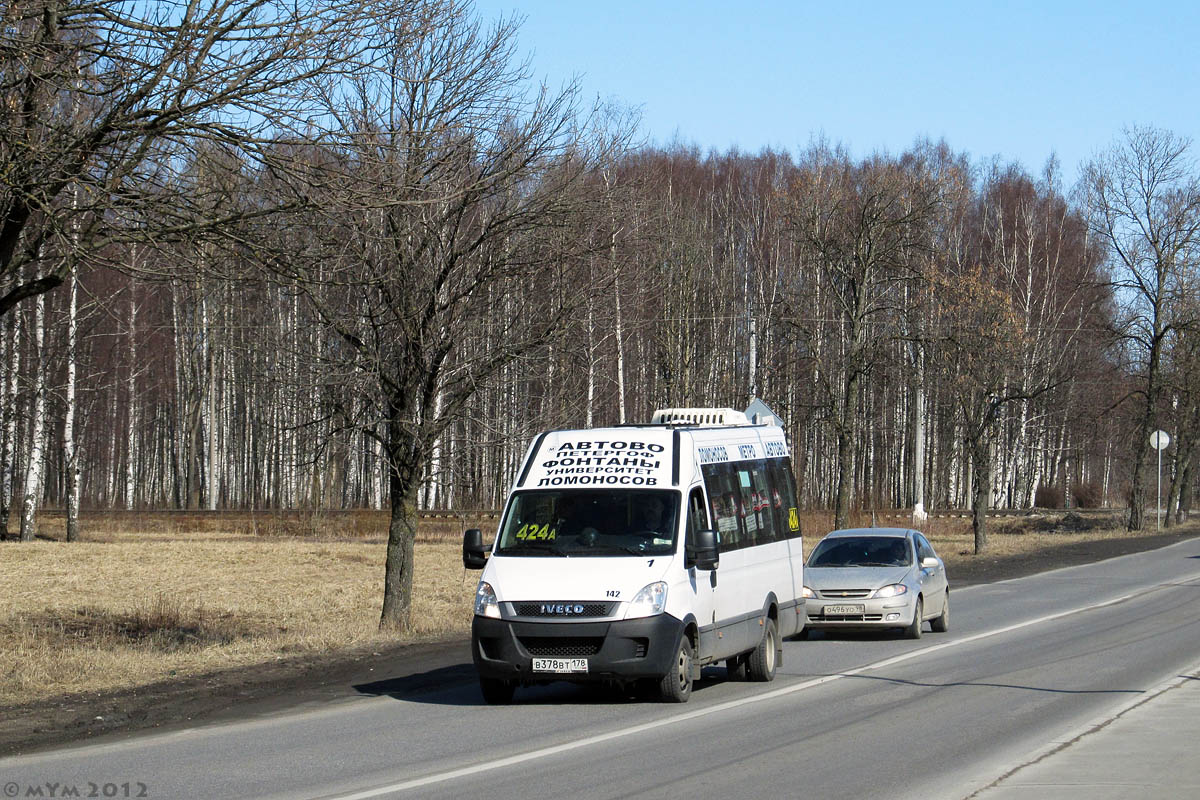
xmin=804 ymin=565 xmax=911 ymax=590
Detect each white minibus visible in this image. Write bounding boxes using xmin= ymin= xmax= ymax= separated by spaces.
xmin=463 ymin=406 xmax=805 ymax=703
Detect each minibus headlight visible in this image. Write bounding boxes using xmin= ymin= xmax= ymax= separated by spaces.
xmin=872 ymin=584 xmax=908 ymax=599
xmin=625 ymin=581 xmax=668 ymax=619
xmin=474 ymin=581 xmax=501 ymax=618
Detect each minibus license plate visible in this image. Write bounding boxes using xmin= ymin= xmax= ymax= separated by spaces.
xmin=825 ymin=604 xmax=865 ymax=615
xmin=533 ymin=658 xmax=588 ymax=673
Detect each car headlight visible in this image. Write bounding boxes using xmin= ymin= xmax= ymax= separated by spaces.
xmin=625 ymin=581 xmax=668 ymax=619
xmin=474 ymin=581 xmax=500 ymax=618
xmin=801 ymin=585 xmax=816 ymax=599
xmin=872 ymin=584 xmax=908 ymax=598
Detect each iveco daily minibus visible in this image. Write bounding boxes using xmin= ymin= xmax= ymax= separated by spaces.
xmin=462 ymin=406 xmax=804 ymax=703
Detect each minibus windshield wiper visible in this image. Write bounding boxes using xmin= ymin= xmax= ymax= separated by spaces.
xmin=587 ymin=544 xmax=646 ymax=556
xmin=500 ymin=541 xmax=569 ymax=557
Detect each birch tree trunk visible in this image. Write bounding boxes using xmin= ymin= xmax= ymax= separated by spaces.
xmin=202 ymin=283 xmax=219 ymax=511
xmin=64 ymin=263 xmax=80 ymax=541
xmin=912 ymin=350 xmax=927 ymax=518
xmin=0 ymin=305 xmax=19 ymax=534
xmin=125 ymin=278 xmax=138 ymax=510
xmin=612 ymin=230 xmax=627 ymax=424
xmin=19 ymin=291 xmax=46 ymax=542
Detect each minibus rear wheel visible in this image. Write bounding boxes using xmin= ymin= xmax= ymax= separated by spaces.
xmin=747 ymin=618 xmax=778 ymax=681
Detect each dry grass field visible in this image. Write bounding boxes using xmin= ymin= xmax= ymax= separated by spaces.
xmin=0 ymin=506 xmax=1184 ymax=711
xmin=0 ymin=509 xmax=492 ymax=709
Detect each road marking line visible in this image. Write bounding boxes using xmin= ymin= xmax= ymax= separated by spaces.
xmin=321 ymin=573 xmax=1200 ymax=800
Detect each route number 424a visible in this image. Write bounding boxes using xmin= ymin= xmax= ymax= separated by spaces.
xmin=515 ymin=523 xmax=556 ymax=540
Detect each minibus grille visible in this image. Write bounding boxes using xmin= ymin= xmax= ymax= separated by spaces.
xmin=519 ymin=637 xmax=604 ymax=657
xmin=515 ymin=602 xmax=614 ymax=618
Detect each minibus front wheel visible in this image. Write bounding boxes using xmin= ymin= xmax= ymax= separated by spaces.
xmin=658 ymin=635 xmax=694 ymax=703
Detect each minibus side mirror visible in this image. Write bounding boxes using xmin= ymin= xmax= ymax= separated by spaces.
xmin=463 ymin=529 xmax=488 ymax=569
xmin=690 ymin=529 xmax=719 ymax=571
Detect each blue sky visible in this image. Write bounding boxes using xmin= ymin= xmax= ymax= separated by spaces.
xmin=471 ymin=0 xmax=1199 ymax=188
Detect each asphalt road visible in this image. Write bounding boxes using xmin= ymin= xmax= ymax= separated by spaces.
xmin=4 ymin=537 xmax=1200 ymax=800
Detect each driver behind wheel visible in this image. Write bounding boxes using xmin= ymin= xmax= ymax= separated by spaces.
xmin=631 ymin=495 xmax=669 ymax=538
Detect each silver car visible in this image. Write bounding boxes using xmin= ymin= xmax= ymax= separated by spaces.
xmin=801 ymin=528 xmax=949 ymax=639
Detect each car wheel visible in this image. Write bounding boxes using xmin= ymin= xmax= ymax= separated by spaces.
xmin=479 ymin=676 xmax=515 ymax=705
xmin=930 ymin=591 xmax=950 ymax=633
xmin=904 ymin=598 xmax=924 ymax=640
xmin=794 ymin=627 xmax=810 ymax=640
xmin=747 ymin=618 xmax=779 ymax=682
xmin=659 ymin=635 xmax=694 ymax=703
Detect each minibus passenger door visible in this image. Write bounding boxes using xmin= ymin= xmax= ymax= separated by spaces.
xmin=685 ymin=488 xmax=718 ymax=655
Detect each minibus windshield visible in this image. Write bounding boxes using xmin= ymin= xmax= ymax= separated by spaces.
xmin=495 ymin=489 xmax=680 ymax=557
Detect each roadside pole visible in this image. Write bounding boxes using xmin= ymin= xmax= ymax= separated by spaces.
xmin=1151 ymin=430 xmax=1171 ymax=531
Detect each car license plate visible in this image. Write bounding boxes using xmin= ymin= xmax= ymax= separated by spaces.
xmin=532 ymin=657 xmax=588 ymax=673
xmin=825 ymin=604 xmax=865 ymax=615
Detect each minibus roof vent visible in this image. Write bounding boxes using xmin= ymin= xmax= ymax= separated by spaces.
xmin=650 ymin=407 xmax=751 ymax=426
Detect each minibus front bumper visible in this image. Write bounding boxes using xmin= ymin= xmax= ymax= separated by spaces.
xmin=471 ymin=614 xmax=685 ymax=682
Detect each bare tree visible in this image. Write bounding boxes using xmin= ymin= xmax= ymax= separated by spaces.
xmin=786 ymin=146 xmax=935 ymax=529
xmin=0 ymin=0 xmax=378 ymax=320
xmin=1081 ymin=126 xmax=1200 ymax=530
xmin=254 ymin=0 xmax=624 ymax=630
xmin=1160 ymin=287 xmax=1200 ymax=525
xmin=931 ymin=268 xmax=1033 ymax=552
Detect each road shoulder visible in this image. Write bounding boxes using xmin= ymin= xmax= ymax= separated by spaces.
xmin=965 ymin=667 xmax=1200 ymax=799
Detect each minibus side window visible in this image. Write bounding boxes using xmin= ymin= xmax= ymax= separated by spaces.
xmin=702 ymin=462 xmax=744 ymax=552
xmin=737 ymin=466 xmax=762 ymax=546
xmin=768 ymin=457 xmax=801 ymax=539
xmin=749 ymin=460 xmax=778 ymax=544
xmin=764 ymin=458 xmax=788 ymax=541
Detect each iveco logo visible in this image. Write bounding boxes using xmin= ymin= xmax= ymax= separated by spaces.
xmin=541 ymin=603 xmax=586 ymax=615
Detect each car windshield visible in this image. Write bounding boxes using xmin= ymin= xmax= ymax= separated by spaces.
xmin=807 ymin=536 xmax=911 ymax=567
xmin=495 ymin=489 xmax=679 ymax=557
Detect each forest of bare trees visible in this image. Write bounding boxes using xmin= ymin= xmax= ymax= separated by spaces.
xmin=4 ymin=1 xmax=1200 ymax=627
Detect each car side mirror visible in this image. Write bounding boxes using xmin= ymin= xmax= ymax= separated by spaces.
xmin=688 ymin=529 xmax=719 ymax=571
xmin=921 ymin=556 xmax=939 ymax=569
xmin=463 ymin=529 xmax=488 ymax=570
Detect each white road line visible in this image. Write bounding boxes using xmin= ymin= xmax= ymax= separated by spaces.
xmin=321 ymin=572 xmax=1200 ymax=800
